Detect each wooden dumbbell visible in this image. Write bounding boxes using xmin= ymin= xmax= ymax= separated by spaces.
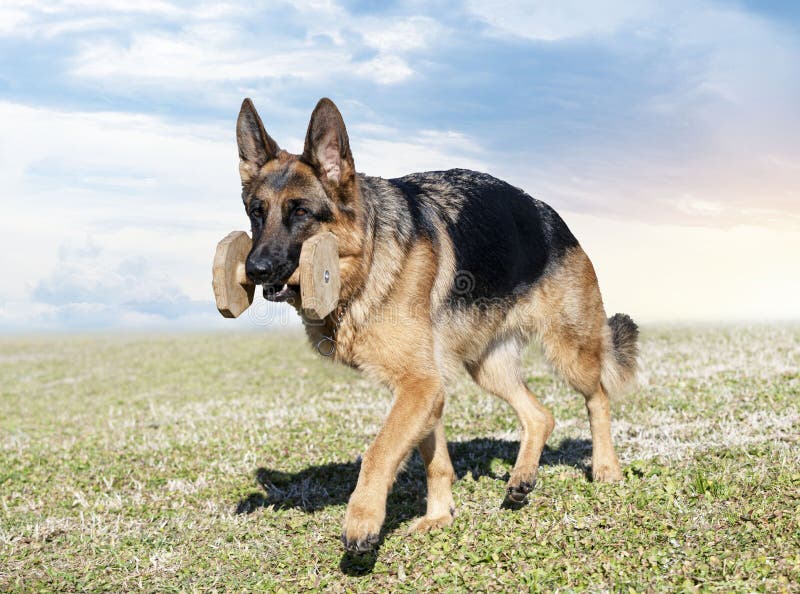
xmin=212 ymin=231 xmax=340 ymax=320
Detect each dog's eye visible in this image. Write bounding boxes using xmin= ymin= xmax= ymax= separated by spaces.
xmin=294 ymin=207 xmax=308 ymax=217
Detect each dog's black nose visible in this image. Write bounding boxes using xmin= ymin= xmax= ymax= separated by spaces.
xmin=246 ymin=257 xmax=274 ymax=281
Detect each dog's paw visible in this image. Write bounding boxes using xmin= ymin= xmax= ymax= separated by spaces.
xmin=407 ymin=507 xmax=455 ymax=535
xmin=503 ymin=479 xmax=535 ymax=507
xmin=592 ymin=462 xmax=623 ymax=483
xmin=341 ymin=502 xmax=384 ymax=553
xmin=504 ymin=466 xmax=538 ymax=507
xmin=341 ymin=531 xmax=379 ymax=554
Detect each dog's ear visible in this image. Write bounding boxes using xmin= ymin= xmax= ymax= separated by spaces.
xmin=237 ymin=98 xmax=279 ymax=185
xmin=302 ymin=98 xmax=355 ymax=186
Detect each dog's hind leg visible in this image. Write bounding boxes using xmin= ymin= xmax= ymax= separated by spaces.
xmin=582 ymin=384 xmax=622 ymax=482
xmin=534 ymin=247 xmax=624 ymax=483
xmin=542 ymin=330 xmax=622 ymax=482
xmin=408 ymin=416 xmax=456 ymax=533
xmin=466 ymin=336 xmax=555 ymax=505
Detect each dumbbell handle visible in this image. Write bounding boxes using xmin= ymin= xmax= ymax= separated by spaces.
xmin=236 ymin=261 xmax=251 ymax=288
xmin=236 ymin=262 xmax=301 ymax=288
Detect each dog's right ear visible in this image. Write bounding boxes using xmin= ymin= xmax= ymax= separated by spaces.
xmin=236 ymin=98 xmax=279 ymax=186
xmin=302 ymin=98 xmax=355 ymax=187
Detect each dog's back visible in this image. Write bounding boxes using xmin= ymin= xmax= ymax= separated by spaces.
xmin=388 ymin=169 xmax=579 ymax=302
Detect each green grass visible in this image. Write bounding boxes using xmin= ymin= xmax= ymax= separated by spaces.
xmin=1 ymin=325 xmax=798 ymax=592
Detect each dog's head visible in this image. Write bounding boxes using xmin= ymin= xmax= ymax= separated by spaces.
xmin=235 ymin=97 xmax=356 ymax=302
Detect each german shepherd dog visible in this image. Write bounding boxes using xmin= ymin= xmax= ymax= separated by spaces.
xmin=236 ymin=97 xmax=638 ymax=553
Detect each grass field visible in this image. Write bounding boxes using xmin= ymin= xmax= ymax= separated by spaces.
xmin=1 ymin=325 xmax=798 ymax=592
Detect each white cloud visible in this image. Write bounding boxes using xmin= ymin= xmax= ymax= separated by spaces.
xmin=1 ymin=1 xmax=446 ymax=87
xmin=3 ymin=0 xmax=182 ymax=18
xmin=350 ymin=123 xmax=487 ymax=177
xmin=0 ymin=7 xmax=29 ymax=34
xmin=71 ymin=35 xmax=354 ymax=83
xmin=67 ymin=23 xmax=427 ymax=88
xmin=0 ymin=0 xmax=188 ymax=37
xmin=353 ymin=54 xmax=414 ymax=85
xmin=27 ymin=240 xmax=208 ymax=322
xmin=359 ymin=15 xmax=443 ymax=52
xmin=0 ymin=100 xmax=236 ymax=207
xmin=466 ymin=0 xmax=657 ymax=41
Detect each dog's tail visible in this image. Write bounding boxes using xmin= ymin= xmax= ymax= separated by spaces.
xmin=601 ymin=313 xmax=639 ymax=395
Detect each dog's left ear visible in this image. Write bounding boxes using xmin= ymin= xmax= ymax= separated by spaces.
xmin=237 ymin=98 xmax=279 ymax=186
xmin=302 ymin=98 xmax=355 ymax=187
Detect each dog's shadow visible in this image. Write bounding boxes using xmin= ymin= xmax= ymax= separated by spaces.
xmin=234 ymin=437 xmax=591 ymax=574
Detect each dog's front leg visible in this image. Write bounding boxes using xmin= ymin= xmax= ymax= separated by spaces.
xmin=342 ymin=373 xmax=443 ymax=553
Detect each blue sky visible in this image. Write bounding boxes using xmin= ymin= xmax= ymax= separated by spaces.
xmin=1 ymin=0 xmax=799 ymax=330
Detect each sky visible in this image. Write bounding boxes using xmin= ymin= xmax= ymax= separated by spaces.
xmin=1 ymin=0 xmax=799 ymax=331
